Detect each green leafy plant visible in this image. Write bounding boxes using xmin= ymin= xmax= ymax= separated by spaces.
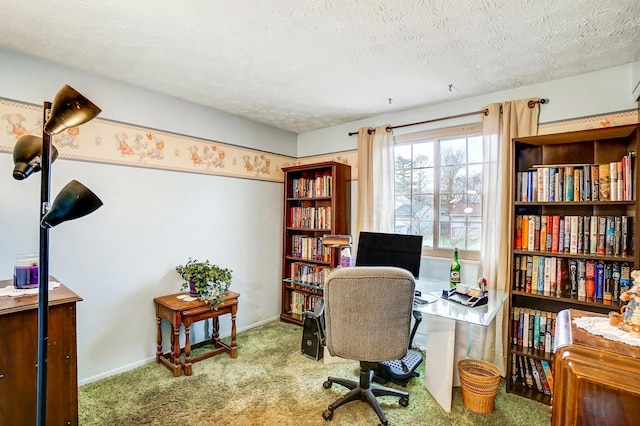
xmin=176 ymin=258 xmax=232 ymax=310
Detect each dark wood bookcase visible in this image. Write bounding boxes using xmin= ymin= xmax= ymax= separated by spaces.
xmin=507 ymin=124 xmax=640 ymax=404
xmin=280 ymin=161 xmax=351 ymax=325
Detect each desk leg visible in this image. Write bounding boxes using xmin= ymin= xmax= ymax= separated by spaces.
xmin=156 ymin=317 xmax=162 ymax=363
xmin=424 ymin=316 xmax=456 ymax=413
xmin=230 ymin=310 xmax=237 ymax=358
xmin=183 ymin=324 xmax=192 ymax=376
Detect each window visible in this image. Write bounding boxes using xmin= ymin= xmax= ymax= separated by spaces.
xmin=394 ymin=124 xmax=483 ymax=259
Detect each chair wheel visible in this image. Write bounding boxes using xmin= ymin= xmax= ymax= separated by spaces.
xmin=323 ymin=409 xmax=333 ymax=421
xmin=323 ymin=380 xmax=332 ymax=389
xmin=399 ymin=396 xmax=409 ymax=407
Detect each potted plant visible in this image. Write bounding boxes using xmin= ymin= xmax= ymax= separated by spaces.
xmin=176 ymin=258 xmax=233 ymax=310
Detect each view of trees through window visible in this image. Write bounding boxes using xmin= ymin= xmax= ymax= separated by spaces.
xmin=394 ymin=128 xmax=483 ymax=255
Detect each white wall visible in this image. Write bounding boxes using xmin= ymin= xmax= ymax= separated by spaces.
xmin=297 ymin=63 xmax=639 ymax=157
xmin=0 ymin=48 xmax=296 ymax=384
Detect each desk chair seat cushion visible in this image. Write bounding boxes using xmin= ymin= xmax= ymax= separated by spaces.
xmin=324 ymin=266 xmax=415 ymax=363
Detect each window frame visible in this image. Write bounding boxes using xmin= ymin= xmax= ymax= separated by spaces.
xmin=394 ymin=124 xmax=483 ymax=261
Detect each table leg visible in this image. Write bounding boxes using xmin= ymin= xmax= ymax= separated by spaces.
xmin=156 ymin=317 xmax=162 ymax=363
xmin=183 ymin=323 xmax=192 ymax=376
xmin=212 ymin=317 xmax=220 ymax=344
xmin=230 ymin=310 xmax=237 ymax=358
xmin=424 ymin=315 xmax=456 ymax=413
xmin=171 ymin=324 xmax=181 ymax=377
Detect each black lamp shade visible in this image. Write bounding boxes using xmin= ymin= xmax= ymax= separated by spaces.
xmin=44 ymin=85 xmax=101 ymax=135
xmin=12 ymin=135 xmax=59 ymax=180
xmin=41 ymin=180 xmax=103 ymax=228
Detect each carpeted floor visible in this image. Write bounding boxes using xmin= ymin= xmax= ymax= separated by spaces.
xmin=79 ymin=320 xmax=551 ymax=425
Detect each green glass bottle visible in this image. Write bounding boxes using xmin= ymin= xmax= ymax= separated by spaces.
xmin=450 ymin=248 xmax=461 ymax=289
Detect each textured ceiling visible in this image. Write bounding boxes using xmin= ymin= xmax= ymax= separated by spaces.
xmin=0 ymin=1 xmax=638 ymax=133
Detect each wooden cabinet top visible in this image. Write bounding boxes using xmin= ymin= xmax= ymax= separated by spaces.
xmin=555 ymin=308 xmax=640 ymax=361
xmin=0 ymin=278 xmax=82 ymax=316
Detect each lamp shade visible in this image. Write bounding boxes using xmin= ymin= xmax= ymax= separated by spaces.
xmin=12 ymin=135 xmax=59 ymax=180
xmin=41 ymin=180 xmax=103 ymax=228
xmin=44 ymin=85 xmax=101 ymax=135
xmin=322 ymin=234 xmax=352 ymax=248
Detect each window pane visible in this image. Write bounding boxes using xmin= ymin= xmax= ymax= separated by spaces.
xmin=440 ymin=138 xmax=466 ymax=165
xmin=411 ymin=168 xmax=434 ymax=194
xmin=468 ymin=164 xmax=482 ymax=194
xmin=467 ymin=223 xmax=482 ymax=250
xmin=395 ymin=144 xmax=412 ymax=170
xmin=468 ymin=135 xmax=483 ymax=164
xmin=395 ymin=168 xmax=412 ymax=192
xmin=440 ymin=165 xmax=466 ymax=194
xmin=412 ymin=141 xmax=434 ymax=167
xmin=415 ymin=221 xmax=434 ymax=247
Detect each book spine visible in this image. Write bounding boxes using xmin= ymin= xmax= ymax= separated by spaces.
xmin=540 ymin=360 xmax=554 ymax=396
xmin=612 ymin=262 xmax=621 ymax=302
xmin=599 ymin=163 xmax=610 ymax=200
xmin=591 ymin=164 xmax=599 ymax=201
xmin=528 ymin=357 xmax=544 ymax=393
xmin=590 ymin=215 xmax=598 ymax=255
xmin=585 ymin=260 xmax=595 ymax=299
xmin=595 ymin=261 xmax=605 ymax=300
xmin=535 ymin=359 xmax=552 ymax=396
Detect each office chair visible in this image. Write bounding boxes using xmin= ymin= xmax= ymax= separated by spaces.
xmin=322 ymin=266 xmax=415 ymax=425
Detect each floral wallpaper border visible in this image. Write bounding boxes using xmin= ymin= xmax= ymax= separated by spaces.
xmin=538 ymin=110 xmax=638 ymax=134
xmin=0 ymin=97 xmax=357 ymax=183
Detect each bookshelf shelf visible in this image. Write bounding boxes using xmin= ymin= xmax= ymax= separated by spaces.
xmin=507 ymin=124 xmax=640 ymax=404
xmin=280 ymin=161 xmax=351 ymax=326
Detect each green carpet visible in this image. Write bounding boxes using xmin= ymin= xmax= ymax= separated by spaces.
xmin=79 ymin=320 xmax=551 ymax=425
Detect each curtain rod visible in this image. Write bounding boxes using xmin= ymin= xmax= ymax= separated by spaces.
xmin=348 ymin=98 xmax=548 ymax=136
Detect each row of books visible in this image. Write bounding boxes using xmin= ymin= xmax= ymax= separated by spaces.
xmin=514 ymin=214 xmax=633 ymax=257
xmin=291 ymin=175 xmax=332 ymax=198
xmin=516 ymin=153 xmax=635 ymax=202
xmin=288 ymin=291 xmax=322 ymax=316
xmin=289 ymin=206 xmax=332 ymax=229
xmin=290 ymin=235 xmax=331 ymax=262
xmin=288 ymin=262 xmax=331 ymax=287
xmin=511 ymin=307 xmax=557 ymax=352
xmin=511 ymin=353 xmax=553 ymax=397
xmin=513 ymin=254 xmax=632 ymax=301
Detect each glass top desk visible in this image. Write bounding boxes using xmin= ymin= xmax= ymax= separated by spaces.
xmin=413 ymin=278 xmax=508 ymax=413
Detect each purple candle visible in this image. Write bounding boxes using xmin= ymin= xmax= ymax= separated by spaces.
xmin=14 ymin=254 xmax=39 ymax=289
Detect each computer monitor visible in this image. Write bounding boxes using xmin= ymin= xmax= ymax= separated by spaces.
xmin=355 ymin=231 xmax=423 ymax=278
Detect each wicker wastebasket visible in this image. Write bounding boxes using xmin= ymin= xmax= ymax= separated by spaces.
xmin=458 ymin=359 xmax=501 ymax=413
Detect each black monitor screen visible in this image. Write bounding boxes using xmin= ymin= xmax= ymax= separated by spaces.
xmin=355 ymin=231 xmax=423 ymax=278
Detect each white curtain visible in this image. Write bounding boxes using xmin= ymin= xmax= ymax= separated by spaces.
xmin=356 ymin=125 xmax=395 ymax=237
xmin=468 ymin=99 xmax=540 ymax=375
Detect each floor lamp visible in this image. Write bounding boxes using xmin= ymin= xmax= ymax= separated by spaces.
xmin=11 ymin=85 xmax=103 ymax=426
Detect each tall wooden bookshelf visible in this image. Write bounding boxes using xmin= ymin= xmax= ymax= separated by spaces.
xmin=280 ymin=161 xmax=351 ymax=325
xmin=507 ymin=124 xmax=639 ymax=404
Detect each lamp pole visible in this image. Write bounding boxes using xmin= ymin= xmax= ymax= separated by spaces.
xmin=36 ymin=101 xmax=52 ymax=426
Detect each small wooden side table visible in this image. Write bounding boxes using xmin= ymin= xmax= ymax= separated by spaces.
xmin=154 ymin=291 xmax=239 ymax=376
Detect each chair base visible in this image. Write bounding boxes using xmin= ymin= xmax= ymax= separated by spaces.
xmin=323 ymin=362 xmax=409 ymax=426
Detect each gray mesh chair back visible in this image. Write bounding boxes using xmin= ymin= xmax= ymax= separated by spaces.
xmin=322 ymin=266 xmax=416 ymax=425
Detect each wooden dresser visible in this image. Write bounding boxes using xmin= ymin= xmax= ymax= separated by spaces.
xmin=552 ymin=309 xmax=640 ymax=426
xmin=0 ymin=279 xmax=82 ymax=425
